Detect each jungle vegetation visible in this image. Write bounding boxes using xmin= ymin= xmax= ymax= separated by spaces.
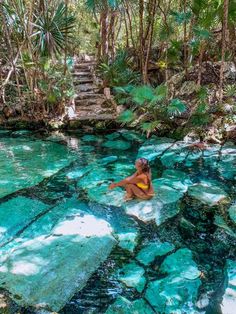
xmin=0 ymin=0 xmax=235 ymax=137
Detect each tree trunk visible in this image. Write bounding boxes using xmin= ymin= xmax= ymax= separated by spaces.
xmin=183 ymin=0 xmax=188 ymax=77
xmin=139 ymin=0 xmax=145 ymax=82
xmin=100 ymin=7 xmax=109 ymax=58
xmin=219 ymin=0 xmax=229 ymax=101
xmin=143 ymin=0 xmax=157 ymax=84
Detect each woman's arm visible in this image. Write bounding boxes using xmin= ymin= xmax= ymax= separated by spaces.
xmin=109 ymin=173 xmax=145 ymax=189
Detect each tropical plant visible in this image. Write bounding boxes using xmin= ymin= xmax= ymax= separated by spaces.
xmin=116 ymin=83 xmax=187 ymax=135
xmin=97 ymin=50 xmax=139 ymax=87
xmin=32 ymin=2 xmax=76 ymax=57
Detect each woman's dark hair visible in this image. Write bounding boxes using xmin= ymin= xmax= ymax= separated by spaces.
xmin=137 ymin=158 xmax=150 ymax=173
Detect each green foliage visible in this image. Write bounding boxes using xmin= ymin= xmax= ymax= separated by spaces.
xmin=171 ymin=11 xmax=192 ymax=24
xmin=189 ymin=102 xmax=210 ymax=127
xmin=97 ymin=50 xmax=139 ymax=87
xmin=115 ymin=83 xmax=186 ymax=135
xmin=33 ymin=2 xmax=76 ymax=57
xmin=118 ymin=110 xmax=135 ymax=123
xmin=224 ymin=85 xmax=236 ymax=97
xmin=167 ymin=99 xmax=187 ymax=117
xmin=38 ymin=59 xmax=75 ymax=105
xmin=140 ymin=121 xmax=160 ymax=133
xmin=131 ymin=86 xmax=154 ymax=105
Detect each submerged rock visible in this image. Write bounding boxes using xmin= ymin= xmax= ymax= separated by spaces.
xmin=152 ymin=179 xmax=184 ymax=203
xmin=145 ymin=248 xmax=201 ymax=313
xmin=229 ymin=204 xmax=236 ymax=225
xmin=137 ymin=137 xmax=175 ymax=161
xmin=160 ymin=141 xmax=189 ymax=168
xmin=87 ymin=203 xmax=139 ymax=253
xmin=116 ymin=262 xmax=146 ymax=293
xmin=120 ymin=130 xmax=146 ymax=143
xmin=188 ymin=180 xmax=228 ymax=206
xmin=0 ymin=196 xmax=49 ymax=245
xmin=105 ymin=296 xmax=155 ymax=314
xmin=100 ymin=155 xmax=118 ymax=165
xmin=81 ymin=134 xmax=100 ymax=142
xmin=0 ymin=198 xmax=116 ymax=312
xmin=88 ymin=185 xmax=124 ymax=207
xmin=117 ymin=232 xmax=138 ymax=253
xmin=221 ymin=259 xmax=236 ymax=314
xmin=102 ymin=140 xmax=131 ymax=150
xmin=136 ymin=241 xmax=175 ymax=266
xmin=0 ymin=137 xmax=76 ymax=198
xmin=214 ymin=215 xmax=236 ymax=238
xmin=105 ymin=132 xmax=121 ymax=140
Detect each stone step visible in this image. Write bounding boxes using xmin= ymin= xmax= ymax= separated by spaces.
xmin=76 ymin=84 xmax=99 ymax=93
xmin=74 ymin=62 xmax=96 ymax=69
xmin=74 ymin=113 xmax=116 ymax=121
xmin=75 ymin=92 xmax=104 ymax=100
xmin=76 ymin=104 xmax=114 ymax=113
xmin=75 ymin=98 xmax=106 ymax=107
xmin=73 ymin=72 xmax=93 ymax=77
xmin=73 ymin=78 xmax=94 ymax=84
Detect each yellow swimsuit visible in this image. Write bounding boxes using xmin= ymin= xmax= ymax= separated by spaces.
xmin=136 ymin=182 xmax=149 ymax=190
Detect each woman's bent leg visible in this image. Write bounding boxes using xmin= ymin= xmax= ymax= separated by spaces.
xmin=125 ymin=184 xmax=152 ymax=200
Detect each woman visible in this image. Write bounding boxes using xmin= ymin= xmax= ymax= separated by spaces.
xmin=109 ymin=158 xmax=154 ymax=201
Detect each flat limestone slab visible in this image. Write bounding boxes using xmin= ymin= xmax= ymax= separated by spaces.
xmin=221 ymin=259 xmax=236 ymax=314
xmin=124 ymin=197 xmax=180 ymax=226
xmin=0 ymin=196 xmax=49 ymax=245
xmin=0 ymin=198 xmax=116 ymax=312
xmin=188 ymin=180 xmax=229 ymax=206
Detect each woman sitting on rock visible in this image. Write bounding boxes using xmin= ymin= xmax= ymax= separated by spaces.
xmin=109 ymin=158 xmax=155 ymax=201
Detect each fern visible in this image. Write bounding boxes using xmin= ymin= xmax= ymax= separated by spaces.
xmin=224 ymin=85 xmax=236 ymax=97
xmin=140 ymin=121 xmax=160 ymax=133
xmin=170 ymin=10 xmax=192 ymax=24
xmin=167 ymin=99 xmax=187 ymax=116
xmin=131 ymin=85 xmax=155 ymax=105
xmin=118 ymin=110 xmax=135 ymax=123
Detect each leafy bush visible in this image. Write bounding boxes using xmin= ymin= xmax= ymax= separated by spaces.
xmin=97 ymin=50 xmax=139 ymax=87
xmin=115 ymin=83 xmax=187 ymax=135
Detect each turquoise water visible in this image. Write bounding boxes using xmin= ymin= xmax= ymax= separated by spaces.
xmin=0 ymin=130 xmax=235 ymax=314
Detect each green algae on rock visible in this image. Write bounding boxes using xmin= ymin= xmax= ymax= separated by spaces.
xmin=0 ymin=198 xmax=116 ymax=312
xmin=116 ymin=262 xmax=146 ymax=292
xmin=105 ymin=296 xmax=155 ymax=314
xmin=221 ymin=259 xmax=236 ymax=314
xmin=145 ymin=248 xmax=201 ymax=313
xmin=136 ymin=241 xmax=175 ymax=266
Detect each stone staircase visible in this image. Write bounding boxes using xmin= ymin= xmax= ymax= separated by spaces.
xmin=68 ymin=56 xmax=118 ymax=122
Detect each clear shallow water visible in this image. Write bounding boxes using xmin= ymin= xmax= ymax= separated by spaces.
xmin=0 ymin=130 xmax=236 ymax=314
